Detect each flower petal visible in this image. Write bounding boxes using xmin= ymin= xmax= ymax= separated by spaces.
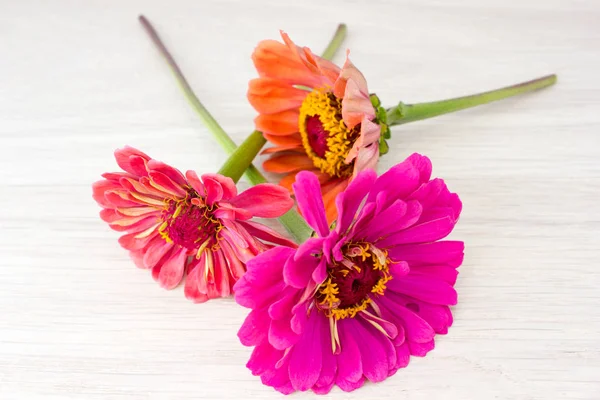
xmin=229 ymin=183 xmax=293 ymax=218
xmin=248 ymin=78 xmax=307 ymax=114
xmin=288 ymin=312 xmax=326 ymax=391
xmin=292 ymin=171 xmax=329 ymax=237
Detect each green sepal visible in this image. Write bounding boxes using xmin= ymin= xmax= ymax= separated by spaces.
xmin=370 ymin=93 xmax=392 ymax=155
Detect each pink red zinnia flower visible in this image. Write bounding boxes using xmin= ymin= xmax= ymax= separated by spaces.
xmin=248 ymin=32 xmax=382 ymax=223
xmin=234 ymin=153 xmax=463 ymax=394
xmin=93 ymin=146 xmax=295 ymax=302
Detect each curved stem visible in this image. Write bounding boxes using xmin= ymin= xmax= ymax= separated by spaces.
xmin=387 ymin=74 xmax=557 ymax=125
xmin=321 ymin=24 xmax=347 ymax=61
xmin=139 ymin=15 xmax=345 ymax=243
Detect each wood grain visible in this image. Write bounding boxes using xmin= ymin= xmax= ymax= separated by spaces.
xmin=1 ymin=0 xmax=599 ymax=399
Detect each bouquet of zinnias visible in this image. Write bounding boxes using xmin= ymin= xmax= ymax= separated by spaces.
xmin=92 ymin=16 xmax=555 ymax=394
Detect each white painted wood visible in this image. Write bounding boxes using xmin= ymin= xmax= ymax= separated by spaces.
xmin=1 ymin=0 xmax=599 ymax=398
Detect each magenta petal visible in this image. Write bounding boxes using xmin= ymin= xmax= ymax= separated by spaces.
xmin=288 ymin=312 xmax=325 ymax=391
xmin=229 ymin=183 xmax=294 ymax=218
xmin=388 ymin=274 xmax=457 ymax=305
xmin=238 ymin=309 xmax=269 ymax=346
xmin=409 ymin=339 xmax=435 ymax=357
xmin=283 ymin=240 xmax=321 ymax=289
xmin=336 ymin=318 xmax=363 ymax=383
xmin=368 ymin=158 xmax=421 ymax=207
xmin=234 ymin=247 xmax=293 ymax=308
xmin=268 ymin=288 xmax=300 ymax=320
xmin=292 ymin=171 xmax=329 ymax=237
xmin=350 ymin=318 xmax=394 ymax=382
xmin=388 ymin=241 xmax=464 ymax=267
xmin=247 ymin=342 xmax=284 ymax=376
xmin=378 ymin=216 xmax=456 ymax=247
xmin=334 ymin=169 xmax=377 ymax=234
xmin=395 ymin=342 xmax=411 ymax=369
xmin=269 ymin=318 xmax=299 ymax=350
xmin=337 ymin=376 xmax=365 ymax=392
xmin=410 ymin=265 xmax=459 ymax=285
xmin=406 ymin=153 xmax=432 ymax=183
xmin=314 ymin=339 xmax=337 ymax=393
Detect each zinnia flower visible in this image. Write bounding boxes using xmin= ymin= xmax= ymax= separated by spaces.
xmin=248 ymin=32 xmax=383 ymax=222
xmin=234 ymin=153 xmax=463 ymax=394
xmin=93 ymin=146 xmax=295 ymax=302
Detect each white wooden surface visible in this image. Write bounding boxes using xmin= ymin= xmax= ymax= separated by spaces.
xmin=1 ymin=0 xmax=599 ymax=399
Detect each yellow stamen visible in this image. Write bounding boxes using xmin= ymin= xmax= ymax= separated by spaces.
xmin=298 ymin=89 xmax=360 ymax=178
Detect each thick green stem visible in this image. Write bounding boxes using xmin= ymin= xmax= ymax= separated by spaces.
xmin=139 ymin=15 xmax=345 ymax=243
xmin=217 ymin=130 xmax=266 ymax=182
xmin=387 ymin=74 xmax=557 ymax=125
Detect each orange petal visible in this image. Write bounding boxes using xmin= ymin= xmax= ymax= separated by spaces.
xmin=253 ymin=39 xmax=324 ymax=87
xmin=264 ymin=132 xmax=302 ymax=146
xmin=322 ymin=179 xmax=349 ymax=224
xmin=280 ymin=32 xmax=340 ymax=86
xmin=261 ymin=145 xmax=304 ymax=155
xmin=248 ymin=78 xmax=306 ymax=114
xmin=263 ymin=153 xmax=315 ymax=174
xmin=279 ymin=169 xmax=332 ymax=192
xmin=255 ymin=110 xmax=299 ymax=136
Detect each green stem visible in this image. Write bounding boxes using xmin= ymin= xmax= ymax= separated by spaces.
xmin=321 ymin=24 xmax=347 ymax=61
xmin=139 ymin=15 xmax=345 ymax=243
xmin=217 ymin=130 xmax=266 ymax=183
xmin=387 ymin=74 xmax=557 ymax=125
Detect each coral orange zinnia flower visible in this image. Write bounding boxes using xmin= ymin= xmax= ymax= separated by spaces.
xmin=92 ymin=146 xmax=295 ymax=302
xmin=248 ymin=32 xmax=383 ymax=222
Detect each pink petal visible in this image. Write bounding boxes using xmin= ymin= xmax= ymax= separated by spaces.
xmin=202 ymin=173 xmax=238 ymax=201
xmin=237 ymin=220 xmax=297 ymax=248
xmin=292 ymin=171 xmax=329 ymax=237
xmin=341 ymin=80 xmax=375 ymax=129
xmin=142 ymin=237 xmax=173 ymax=269
xmin=184 ymin=260 xmax=210 ymax=303
xmin=146 ymin=159 xmax=187 ymax=186
xmin=154 ymin=248 xmax=188 ymax=289
xmin=114 ymin=147 xmax=150 ymax=177
xmin=229 ymin=183 xmax=294 ymax=218
xmin=184 ymin=170 xmax=205 ymax=195
xmin=148 ymin=171 xmax=188 ymax=198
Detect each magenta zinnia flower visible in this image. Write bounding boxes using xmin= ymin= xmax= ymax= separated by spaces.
xmin=234 ymin=153 xmax=463 ymax=394
xmin=93 ymin=146 xmax=295 ymax=302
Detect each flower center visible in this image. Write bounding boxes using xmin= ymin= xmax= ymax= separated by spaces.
xmin=158 ymin=191 xmax=222 ymax=254
xmin=315 ymin=243 xmax=392 ymax=320
xmin=298 ymin=90 xmax=361 ymax=178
